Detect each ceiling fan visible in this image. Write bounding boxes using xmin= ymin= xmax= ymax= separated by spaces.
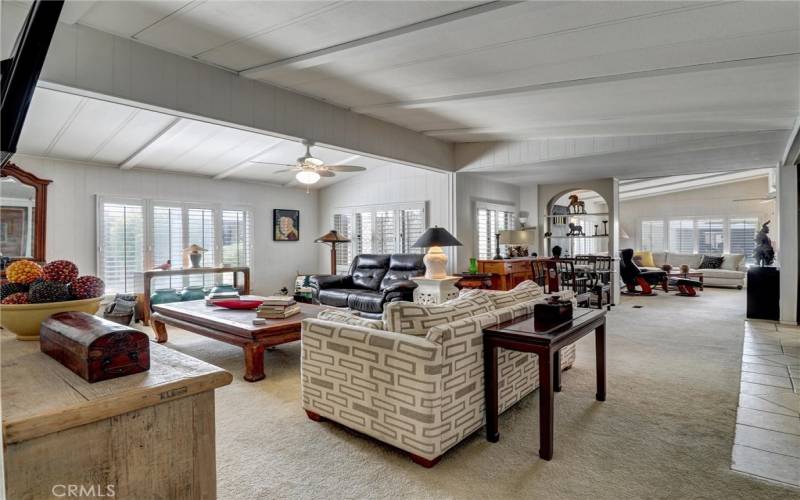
xmin=250 ymin=140 xmax=366 ymax=188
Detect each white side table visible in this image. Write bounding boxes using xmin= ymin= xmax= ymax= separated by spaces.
xmin=411 ymin=276 xmax=461 ymax=304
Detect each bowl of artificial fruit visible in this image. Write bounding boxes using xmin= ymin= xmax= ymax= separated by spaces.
xmin=0 ymin=260 xmax=105 ymax=340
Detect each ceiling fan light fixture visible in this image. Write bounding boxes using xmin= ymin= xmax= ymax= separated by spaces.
xmin=296 ymin=169 xmax=321 ymax=185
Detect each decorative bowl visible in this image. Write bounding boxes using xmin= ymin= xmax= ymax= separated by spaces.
xmin=213 ymin=300 xmax=262 ymax=310
xmin=0 ymin=297 xmax=103 ymax=341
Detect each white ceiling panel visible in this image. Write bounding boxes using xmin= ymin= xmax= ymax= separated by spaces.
xmin=78 ymin=1 xmax=193 ymax=39
xmin=90 ymin=109 xmax=177 ymax=164
xmin=15 ymin=88 xmax=84 ymax=155
xmin=48 ymin=98 xmax=139 ymax=161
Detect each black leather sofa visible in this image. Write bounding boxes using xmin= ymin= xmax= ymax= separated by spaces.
xmin=310 ymin=254 xmax=425 ymax=318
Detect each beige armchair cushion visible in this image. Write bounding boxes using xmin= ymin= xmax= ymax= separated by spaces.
xmin=487 ymin=280 xmax=544 ymax=309
xmin=317 ymin=309 xmax=385 ymax=330
xmin=383 ymin=289 xmax=495 ymax=336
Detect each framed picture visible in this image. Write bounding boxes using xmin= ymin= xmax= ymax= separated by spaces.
xmin=273 ymin=209 xmax=300 ymax=241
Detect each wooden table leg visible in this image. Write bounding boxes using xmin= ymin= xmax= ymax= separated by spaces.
xmin=596 ymin=320 xmax=606 ymax=401
xmin=484 ymin=341 xmax=499 ymax=442
xmin=553 ymin=349 xmax=562 ymax=392
xmin=538 ymin=350 xmax=555 ymax=460
xmin=152 ymin=319 xmax=168 ymax=343
xmin=243 ymin=342 xmax=266 ymax=382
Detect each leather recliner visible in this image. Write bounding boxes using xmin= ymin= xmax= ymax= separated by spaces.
xmin=310 ymin=254 xmax=425 ymax=318
xmin=619 ymin=248 xmax=667 ymax=295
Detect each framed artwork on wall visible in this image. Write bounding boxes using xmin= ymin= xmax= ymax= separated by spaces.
xmin=273 ymin=209 xmax=300 ymax=241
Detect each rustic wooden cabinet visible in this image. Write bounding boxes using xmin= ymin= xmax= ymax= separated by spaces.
xmin=2 ymin=332 xmax=232 ymax=499
xmin=477 ymin=258 xmax=535 ymax=290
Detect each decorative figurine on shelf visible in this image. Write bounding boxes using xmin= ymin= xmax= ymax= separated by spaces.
xmin=568 ymin=194 xmax=586 ymax=214
xmin=155 ymin=259 xmax=172 ymax=271
xmin=566 ymin=222 xmax=584 ymax=236
xmin=183 ymin=245 xmax=206 ymax=268
xmin=602 ymin=220 xmax=609 ymax=236
xmin=594 ymin=224 xmax=599 ymax=236
xmin=544 ymin=230 xmax=552 ymax=238
xmin=552 ymin=245 xmax=563 ymax=259
xmin=753 ymin=220 xmax=775 ymax=266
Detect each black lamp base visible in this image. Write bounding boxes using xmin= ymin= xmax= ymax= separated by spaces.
xmin=493 ymin=233 xmax=502 ymax=260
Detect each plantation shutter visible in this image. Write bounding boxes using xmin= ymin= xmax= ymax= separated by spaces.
xmin=333 ymin=213 xmax=353 ymax=273
xmin=697 ymin=219 xmax=724 ymax=254
xmin=373 ymin=210 xmax=395 ymax=254
xmin=99 ymin=200 xmax=145 ymax=294
xmin=354 ymin=211 xmax=373 ymax=255
xmin=152 ymin=205 xmax=184 ymax=289
xmin=641 ymin=220 xmax=665 ymax=252
xmin=221 ymin=209 xmax=251 ymax=283
xmin=669 ymin=219 xmax=694 ymax=254
xmin=730 ymin=217 xmax=758 ymax=261
xmin=399 ymin=208 xmax=425 ymax=253
xmin=477 ymin=207 xmax=515 ymax=259
xmin=187 ymin=207 xmax=216 ymax=286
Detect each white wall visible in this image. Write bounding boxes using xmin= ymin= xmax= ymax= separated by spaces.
xmin=317 ymin=164 xmax=451 ymax=271
xmin=519 ymin=184 xmax=539 ymax=254
xmin=620 ymin=177 xmax=775 ymax=251
xmin=12 ymin=154 xmax=320 ymax=295
xmin=455 ymin=173 xmax=521 ymax=271
xmin=778 ymin=163 xmax=798 ymax=324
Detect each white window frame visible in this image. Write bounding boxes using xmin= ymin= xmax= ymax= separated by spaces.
xmin=331 ymin=202 xmax=427 ymax=273
xmin=475 ymin=201 xmax=517 ymax=260
xmin=636 ymin=215 xmax=762 ymax=255
xmin=97 ymin=195 xmax=254 ymax=294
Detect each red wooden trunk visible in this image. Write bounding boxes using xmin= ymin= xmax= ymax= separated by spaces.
xmin=40 ymin=312 xmax=149 ymax=383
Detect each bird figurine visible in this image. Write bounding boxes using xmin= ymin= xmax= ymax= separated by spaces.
xmin=156 ymin=259 xmax=172 ymax=270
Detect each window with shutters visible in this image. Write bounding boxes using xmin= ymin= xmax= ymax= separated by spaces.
xmin=332 ymin=203 xmax=427 ymax=270
xmin=333 ymin=213 xmax=353 ymax=273
xmin=669 ymin=219 xmax=695 ymax=254
xmin=476 ymin=203 xmax=516 ymax=260
xmin=730 ymin=217 xmax=759 ymax=262
xmin=221 ymin=209 xmax=252 ymax=283
xmin=186 ymin=207 xmax=216 ymax=287
xmin=151 ymin=204 xmax=184 ymax=290
xmin=697 ymin=218 xmax=724 ymax=254
xmin=640 ymin=220 xmax=665 ymax=252
xmin=98 ymin=199 xmax=145 ymax=295
xmin=97 ymin=197 xmax=252 ymax=295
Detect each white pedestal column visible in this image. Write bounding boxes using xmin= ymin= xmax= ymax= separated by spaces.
xmin=410 ymin=277 xmax=461 ymax=304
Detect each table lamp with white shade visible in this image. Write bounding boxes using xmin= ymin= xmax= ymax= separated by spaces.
xmin=412 ymin=226 xmax=462 ymax=279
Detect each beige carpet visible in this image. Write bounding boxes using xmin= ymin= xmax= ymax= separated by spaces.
xmin=140 ymin=289 xmax=798 ymax=499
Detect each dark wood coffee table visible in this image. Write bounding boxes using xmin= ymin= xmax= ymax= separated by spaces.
xmin=483 ymin=308 xmax=607 ymax=460
xmin=151 ymin=297 xmax=325 ymax=382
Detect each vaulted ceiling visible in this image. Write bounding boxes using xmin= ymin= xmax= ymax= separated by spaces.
xmin=15 ymin=87 xmax=389 ymax=188
xmin=8 ymin=1 xmax=800 ymax=184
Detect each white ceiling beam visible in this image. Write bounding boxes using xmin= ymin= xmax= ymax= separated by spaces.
xmin=354 ymin=53 xmax=800 ymax=112
xmin=780 ymin=117 xmax=800 ymax=166
xmin=212 ymin=141 xmax=283 ymax=180
xmin=239 ymin=1 xmax=521 ymax=77
xmin=119 ymin=117 xmax=184 ymax=169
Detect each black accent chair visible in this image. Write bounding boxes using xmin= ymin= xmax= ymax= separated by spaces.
xmin=619 ymin=248 xmax=667 ymax=295
xmin=310 ymin=254 xmax=425 ymax=318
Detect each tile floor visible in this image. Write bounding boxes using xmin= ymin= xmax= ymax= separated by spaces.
xmin=732 ymin=320 xmax=800 ymax=487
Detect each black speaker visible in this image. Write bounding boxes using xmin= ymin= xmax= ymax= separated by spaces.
xmin=747 ymin=267 xmax=780 ymax=321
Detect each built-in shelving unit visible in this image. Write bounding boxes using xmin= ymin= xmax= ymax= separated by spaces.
xmin=544 ymin=192 xmax=611 ymax=257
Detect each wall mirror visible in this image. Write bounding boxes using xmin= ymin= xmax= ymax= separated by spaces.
xmin=0 ymin=163 xmax=51 ymax=262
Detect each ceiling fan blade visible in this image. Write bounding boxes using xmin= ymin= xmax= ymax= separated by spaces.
xmin=250 ymin=161 xmax=295 ymax=167
xmin=272 ymin=169 xmax=297 ymax=174
xmin=317 ymin=170 xmax=335 ymax=178
xmin=326 ymin=165 xmax=367 ymax=172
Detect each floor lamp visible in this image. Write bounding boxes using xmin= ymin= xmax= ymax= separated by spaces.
xmin=315 ymin=230 xmax=351 ymax=275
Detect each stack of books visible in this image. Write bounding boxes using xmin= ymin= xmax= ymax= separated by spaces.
xmin=206 ymin=291 xmax=240 ymax=306
xmin=257 ymin=296 xmax=300 ymax=319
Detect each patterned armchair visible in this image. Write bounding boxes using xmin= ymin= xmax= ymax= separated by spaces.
xmin=301 ymin=297 xmax=576 ymax=467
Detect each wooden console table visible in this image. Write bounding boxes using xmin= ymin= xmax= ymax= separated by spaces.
xmin=483 ymin=308 xmax=607 ymax=460
xmin=141 ymin=266 xmax=250 ymax=325
xmin=2 ymin=331 xmax=232 ymax=498
xmin=477 ymin=257 xmax=535 ymax=290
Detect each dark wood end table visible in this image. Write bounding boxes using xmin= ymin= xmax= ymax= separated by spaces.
xmin=483 ymin=308 xmax=607 ymax=460
xmin=151 ymin=297 xmax=325 ymax=382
